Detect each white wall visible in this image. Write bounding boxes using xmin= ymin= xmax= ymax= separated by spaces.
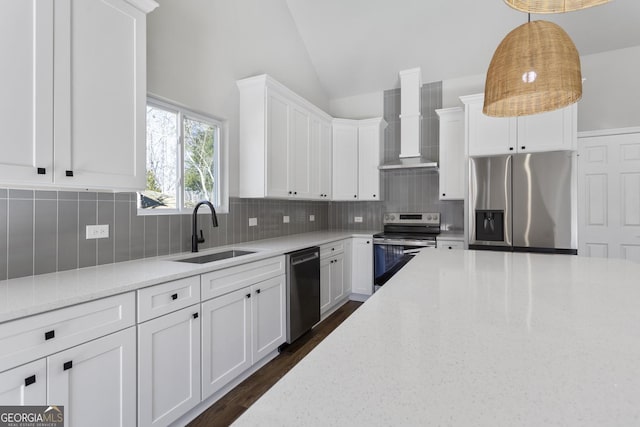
xmin=578 ymin=45 xmax=640 ymax=131
xmin=147 ymin=0 xmax=329 ymax=197
xmin=329 ymin=91 xmax=383 ymax=119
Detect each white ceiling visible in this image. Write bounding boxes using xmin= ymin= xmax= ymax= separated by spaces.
xmin=285 ymin=0 xmax=640 ymax=99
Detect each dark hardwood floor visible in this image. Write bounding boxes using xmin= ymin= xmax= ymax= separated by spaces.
xmin=187 ymin=300 xmax=362 ymax=427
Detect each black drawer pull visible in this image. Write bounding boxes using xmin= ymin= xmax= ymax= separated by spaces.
xmin=246 ymin=293 xmax=251 ymax=298
xmin=373 ymin=194 xmax=376 ymax=197
xmin=509 ymin=147 xmax=514 ymax=151
xmin=256 ymin=289 xmax=261 ymax=294
xmin=448 ymin=246 xmax=453 ymax=250
xmin=353 ymin=195 xmax=357 ymax=198
xmin=65 ymin=170 xmax=74 ymax=177
xmin=45 ymin=330 xmax=55 ymax=340
xmin=171 ymin=293 xmax=178 ymax=300
xmin=442 ymin=193 xmax=446 ymax=197
xmin=63 ymin=361 xmax=73 ymax=371
xmin=25 ymin=375 xmax=36 ymax=387
xmin=192 ymin=312 xmax=199 ymax=319
xmin=37 ymin=167 xmax=46 ymax=175
xmin=366 ymin=241 xmax=370 ymax=244
xmin=521 ymin=146 xmax=526 ymax=150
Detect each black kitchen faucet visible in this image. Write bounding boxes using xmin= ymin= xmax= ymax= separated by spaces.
xmin=192 ymin=201 xmax=218 ymax=252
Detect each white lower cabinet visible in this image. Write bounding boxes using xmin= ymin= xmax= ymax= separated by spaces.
xmin=330 ymin=253 xmax=345 ymax=304
xmin=0 ymin=359 xmax=47 ymax=405
xmin=47 ymin=327 xmax=136 ymax=427
xmin=201 ymin=274 xmax=285 ymax=400
xmin=138 ymin=306 xmax=201 ymax=427
xmin=320 ymin=257 xmax=332 ymax=313
xmin=351 ymin=237 xmax=373 ymax=296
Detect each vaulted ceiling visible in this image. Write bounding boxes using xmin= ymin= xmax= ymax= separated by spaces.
xmin=285 ymin=0 xmax=640 ymax=99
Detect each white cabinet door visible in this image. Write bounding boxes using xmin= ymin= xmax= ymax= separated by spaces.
xmin=201 ymin=288 xmax=252 ymax=399
xmin=290 ymin=104 xmax=312 ymax=198
xmin=319 ymin=120 xmax=333 ymax=199
xmin=0 ymin=359 xmax=47 ymax=405
xmin=332 ymin=121 xmax=359 ymax=200
xmin=358 ymin=124 xmax=381 ymax=201
xmin=466 ymin=98 xmax=516 ymax=156
xmin=0 ymin=0 xmax=54 ymax=186
xmin=47 ymin=327 xmax=136 ymax=427
xmin=517 ymin=104 xmax=577 ymax=153
xmin=320 ymin=257 xmax=332 ymax=314
xmin=53 ymin=0 xmax=148 ymax=190
xmin=330 ymin=253 xmax=345 ymax=303
xmin=351 ymin=238 xmax=373 ymax=296
xmin=265 ymin=89 xmax=291 ymax=198
xmin=310 ymin=117 xmax=332 ymax=200
xmin=251 ymin=276 xmax=286 ymax=363
xmin=138 ymin=306 xmax=201 ymax=427
xmin=437 ymin=107 xmax=465 ymax=200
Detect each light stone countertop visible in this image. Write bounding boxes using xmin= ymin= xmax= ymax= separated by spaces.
xmin=0 ymin=230 xmax=376 ymax=323
xmin=233 ymin=250 xmax=640 ymax=426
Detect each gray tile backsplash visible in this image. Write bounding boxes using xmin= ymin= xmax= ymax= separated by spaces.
xmin=0 ymin=192 xmax=329 ymax=281
xmin=329 ymin=80 xmax=464 ymax=233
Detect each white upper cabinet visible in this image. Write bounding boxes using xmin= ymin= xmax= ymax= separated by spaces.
xmin=332 ymin=120 xmax=359 ymax=201
xmin=436 ymin=107 xmax=465 ymax=200
xmin=461 ymin=93 xmax=577 ymax=157
xmin=517 ymin=105 xmax=577 ymax=153
xmin=0 ymin=0 xmax=54 ymax=186
xmin=332 ymin=118 xmax=386 ymax=201
xmin=238 ymin=74 xmax=333 ymax=200
xmin=0 ymin=0 xmax=156 ymax=190
xmin=310 ymin=117 xmax=332 ymax=199
xmin=358 ymin=119 xmax=384 ymax=201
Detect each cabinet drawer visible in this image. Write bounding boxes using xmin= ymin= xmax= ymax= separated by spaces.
xmin=437 ymin=240 xmax=465 ymax=250
xmin=137 ymin=276 xmax=200 ymax=323
xmin=0 ymin=292 xmax=135 ymax=373
xmin=320 ymin=240 xmax=345 ymax=258
xmin=201 ymin=256 xmax=285 ymax=301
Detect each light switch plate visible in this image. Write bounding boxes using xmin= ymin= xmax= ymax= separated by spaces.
xmin=354 ymin=216 xmax=363 ymax=223
xmin=309 ymin=215 xmax=315 ymax=222
xmin=86 ymin=224 xmax=109 ymax=239
xmin=249 ymin=218 xmax=258 ymax=227
xmin=283 ymin=216 xmax=290 ymax=223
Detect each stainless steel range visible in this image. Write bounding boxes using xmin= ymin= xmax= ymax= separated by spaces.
xmin=373 ymin=212 xmax=441 ymax=289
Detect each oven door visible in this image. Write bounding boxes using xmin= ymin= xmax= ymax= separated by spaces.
xmin=373 ymin=239 xmax=434 ymax=288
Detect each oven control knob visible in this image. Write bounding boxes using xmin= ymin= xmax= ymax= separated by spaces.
xmin=389 ymin=215 xmax=395 ymax=221
xmin=427 ymin=215 xmax=432 ymax=220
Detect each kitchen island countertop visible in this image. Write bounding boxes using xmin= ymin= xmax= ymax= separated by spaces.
xmin=233 ymin=250 xmax=640 ymax=426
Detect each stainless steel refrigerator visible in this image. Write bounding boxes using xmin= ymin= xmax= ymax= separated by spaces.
xmin=469 ymin=152 xmax=577 ymax=254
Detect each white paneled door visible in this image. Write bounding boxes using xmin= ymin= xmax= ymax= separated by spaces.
xmin=578 ymin=130 xmax=640 ymax=262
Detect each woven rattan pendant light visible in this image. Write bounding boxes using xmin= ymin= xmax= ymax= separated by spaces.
xmin=483 ymin=20 xmax=582 ymax=117
xmin=504 ymin=0 xmax=612 ymax=14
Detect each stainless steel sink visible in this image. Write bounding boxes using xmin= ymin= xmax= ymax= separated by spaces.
xmin=173 ymin=250 xmax=255 ymax=264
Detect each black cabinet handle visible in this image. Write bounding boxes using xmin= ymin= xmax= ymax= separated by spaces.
xmin=25 ymin=375 xmax=36 ymax=387
xmin=353 ymin=195 xmax=357 ymax=198
xmin=288 ymin=191 xmax=292 ymax=195
xmin=509 ymin=147 xmax=514 ymax=151
xmin=521 ymin=146 xmax=526 ymax=150
xmin=171 ymin=293 xmax=178 ymax=300
xmin=37 ymin=167 xmax=46 ymax=175
xmin=366 ymin=241 xmax=370 ymax=244
xmin=192 ymin=312 xmax=199 ymax=319
xmin=246 ymin=293 xmax=251 ymax=298
xmin=442 ymin=193 xmax=446 ymax=197
xmin=63 ymin=361 xmax=73 ymax=371
xmin=294 ymin=192 xmax=297 ymax=195
xmin=45 ymin=330 xmax=55 ymax=340
xmin=65 ymin=170 xmax=74 ymax=177
xmin=256 ymin=289 xmax=261 ymax=294
xmin=373 ymin=194 xmax=376 ymax=198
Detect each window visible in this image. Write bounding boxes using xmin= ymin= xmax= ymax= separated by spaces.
xmin=140 ymin=98 xmax=225 ymax=214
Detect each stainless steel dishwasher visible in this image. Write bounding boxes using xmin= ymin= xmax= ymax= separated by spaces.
xmin=285 ymin=246 xmax=320 ymax=344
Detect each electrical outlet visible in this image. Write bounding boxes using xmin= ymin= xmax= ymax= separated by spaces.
xmin=86 ymin=224 xmax=109 ymax=239
xmin=309 ymin=215 xmax=315 ymax=222
xmin=283 ymin=216 xmax=290 ymax=223
xmin=354 ymin=216 xmax=363 ymax=223
xmin=249 ymin=218 xmax=258 ymax=227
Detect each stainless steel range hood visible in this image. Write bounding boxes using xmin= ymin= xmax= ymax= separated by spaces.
xmin=379 ymin=67 xmax=438 ymax=171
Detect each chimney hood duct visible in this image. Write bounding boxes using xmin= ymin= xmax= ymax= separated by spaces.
xmin=379 ymin=67 xmax=438 ymax=170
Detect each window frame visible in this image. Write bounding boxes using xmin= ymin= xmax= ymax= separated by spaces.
xmin=138 ymin=96 xmax=228 ymax=215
